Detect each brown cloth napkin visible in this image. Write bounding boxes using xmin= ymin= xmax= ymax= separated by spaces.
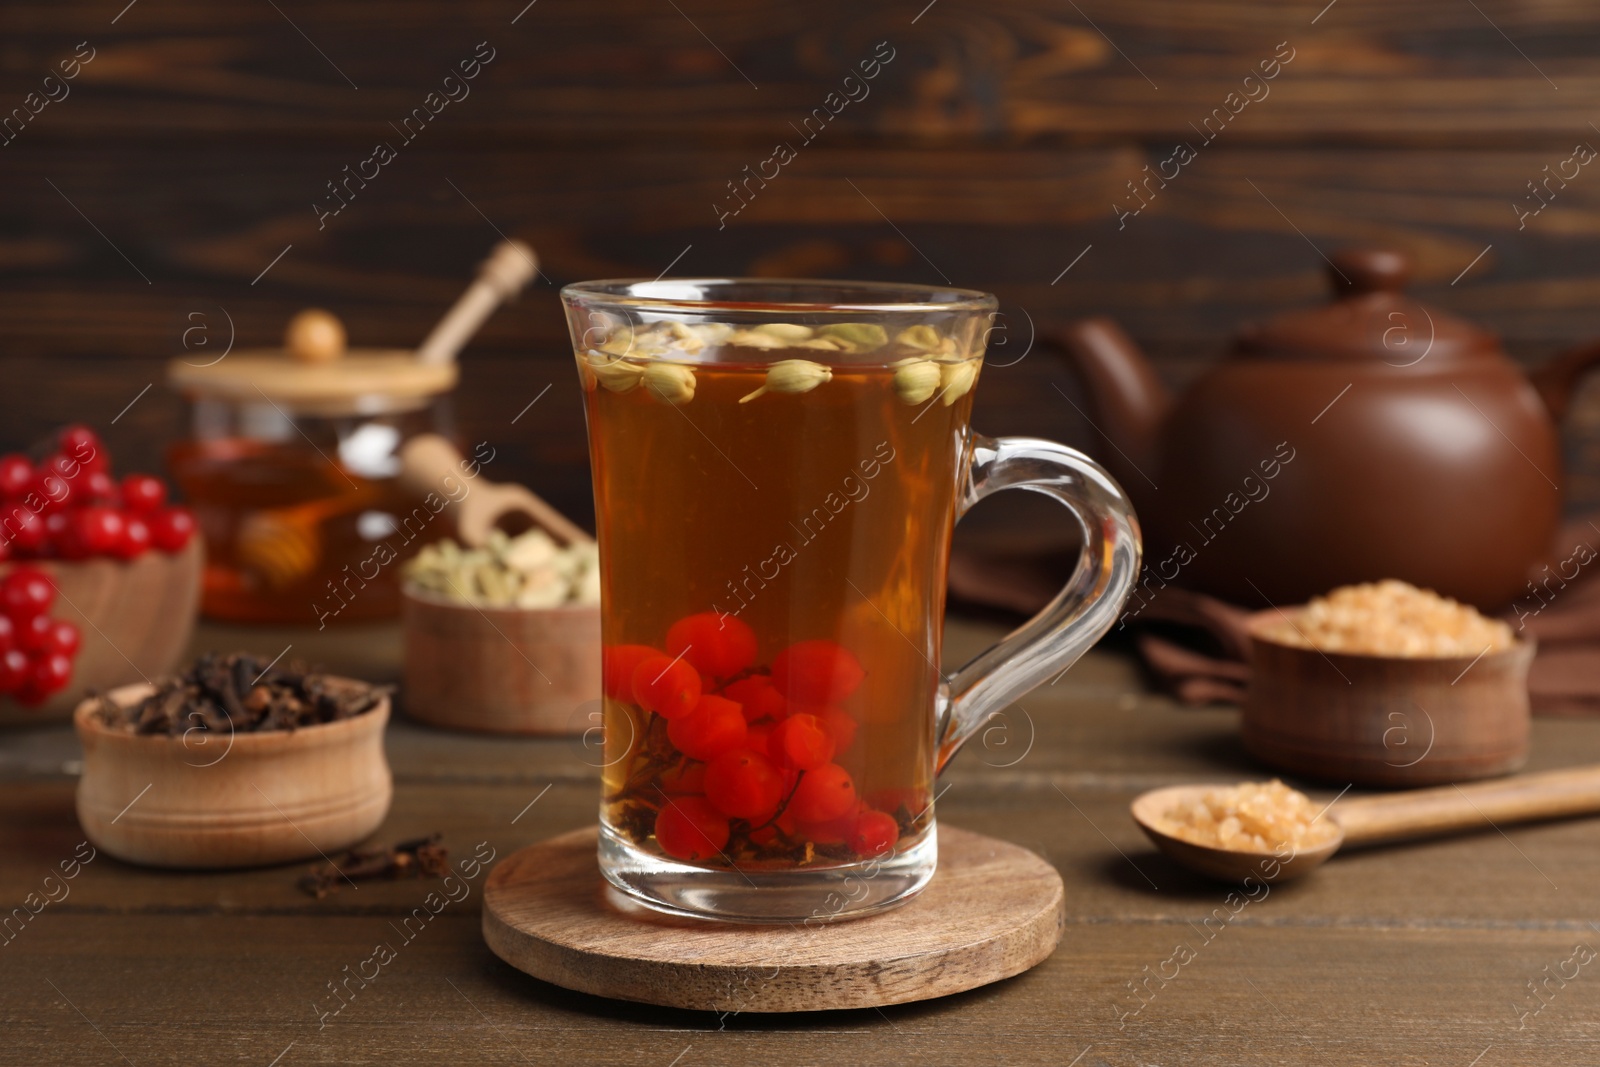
xmin=948 ymin=517 xmax=1600 ymax=718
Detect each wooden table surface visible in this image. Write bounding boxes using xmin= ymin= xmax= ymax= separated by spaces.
xmin=3 ymin=617 xmax=1598 ymax=1066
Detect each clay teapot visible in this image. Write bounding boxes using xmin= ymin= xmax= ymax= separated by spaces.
xmin=1054 ymin=247 xmax=1600 ymax=609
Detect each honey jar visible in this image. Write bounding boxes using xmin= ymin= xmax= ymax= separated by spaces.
xmin=166 ymin=310 xmax=458 ymax=625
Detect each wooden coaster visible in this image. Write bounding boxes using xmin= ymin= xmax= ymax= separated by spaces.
xmin=481 ymin=825 xmax=1064 ymax=1013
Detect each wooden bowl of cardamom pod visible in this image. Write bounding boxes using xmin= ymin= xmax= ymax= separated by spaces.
xmin=400 ymin=529 xmax=602 ymax=735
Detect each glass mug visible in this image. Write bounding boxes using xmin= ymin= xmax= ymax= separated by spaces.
xmin=562 ymin=279 xmax=1140 ymax=923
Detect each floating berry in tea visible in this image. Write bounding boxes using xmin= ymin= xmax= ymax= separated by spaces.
xmin=849 ymin=810 xmax=900 ymax=857
xmin=666 ymin=612 xmax=757 ymax=680
xmin=602 ymin=644 xmax=659 ymax=701
xmin=704 ymin=749 xmax=786 ymax=822
xmin=723 ymin=675 xmax=786 ymax=722
xmin=659 ymin=761 xmax=707 ymax=795
xmin=767 ymin=712 xmax=836 ymax=770
xmin=667 ymin=694 xmax=748 ymax=761
xmin=631 ymin=654 xmax=702 ymax=719
xmin=771 ymin=640 xmax=865 ymax=704
xmin=788 ymin=763 xmax=858 ymax=824
xmin=654 ymin=797 xmax=731 ymax=863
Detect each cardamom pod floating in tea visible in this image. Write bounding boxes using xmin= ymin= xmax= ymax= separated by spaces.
xmin=892 ymin=358 xmax=942 ymax=405
xmin=643 ymin=361 xmax=697 ymax=404
xmin=585 ymin=350 xmax=646 ymax=392
xmin=940 ymin=359 xmax=979 ymax=404
xmin=739 ymin=359 xmax=834 ymax=403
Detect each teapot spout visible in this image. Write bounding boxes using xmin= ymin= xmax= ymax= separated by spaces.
xmin=1052 ymin=317 xmax=1171 ymax=486
xmin=1531 ymin=338 xmax=1600 ymax=423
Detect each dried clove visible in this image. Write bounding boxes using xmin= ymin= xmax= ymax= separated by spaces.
xmin=297 ymin=834 xmax=450 ymax=899
xmin=92 ymin=651 xmax=388 ymax=736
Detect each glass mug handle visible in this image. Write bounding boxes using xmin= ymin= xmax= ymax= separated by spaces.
xmin=936 ymin=435 xmax=1143 ymax=771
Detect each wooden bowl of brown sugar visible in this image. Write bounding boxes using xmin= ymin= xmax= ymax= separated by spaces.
xmin=74 ymin=652 xmax=392 ymax=869
xmin=1242 ymin=580 xmax=1532 ymax=788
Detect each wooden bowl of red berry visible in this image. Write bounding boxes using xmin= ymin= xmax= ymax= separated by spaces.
xmin=0 ymin=425 xmax=203 ymax=725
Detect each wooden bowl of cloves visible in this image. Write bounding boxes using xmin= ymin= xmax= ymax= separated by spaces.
xmin=74 ymin=651 xmax=392 ymax=869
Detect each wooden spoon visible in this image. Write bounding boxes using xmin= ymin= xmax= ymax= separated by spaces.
xmin=1131 ymin=764 xmax=1600 ymax=884
xmin=396 ymin=434 xmax=591 ymax=548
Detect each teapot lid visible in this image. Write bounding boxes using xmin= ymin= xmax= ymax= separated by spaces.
xmin=1235 ymin=248 xmax=1499 ymax=364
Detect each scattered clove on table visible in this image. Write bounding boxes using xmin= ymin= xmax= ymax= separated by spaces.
xmin=297 ymin=834 xmax=451 ymax=899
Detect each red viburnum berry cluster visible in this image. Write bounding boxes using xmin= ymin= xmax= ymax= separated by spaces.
xmin=604 ymin=613 xmax=902 ymax=865
xmin=0 ymin=567 xmax=79 ymax=705
xmin=0 ymin=424 xmax=197 ymax=562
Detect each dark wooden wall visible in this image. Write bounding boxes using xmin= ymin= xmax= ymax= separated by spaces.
xmin=7 ymin=0 xmax=1600 ymax=526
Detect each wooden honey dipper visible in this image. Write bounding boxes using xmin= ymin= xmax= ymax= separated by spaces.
xmin=236 ymin=240 xmax=540 ymax=588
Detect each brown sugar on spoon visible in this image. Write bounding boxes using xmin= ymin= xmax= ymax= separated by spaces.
xmin=1156 ymin=779 xmax=1339 ymax=853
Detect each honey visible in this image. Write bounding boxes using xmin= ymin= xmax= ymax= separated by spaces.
xmin=169 ymin=437 xmax=432 ymax=625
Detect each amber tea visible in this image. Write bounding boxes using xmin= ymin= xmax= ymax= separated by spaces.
xmin=565 ymin=280 xmax=1139 ymax=923
xmin=586 ymin=335 xmax=979 ymax=876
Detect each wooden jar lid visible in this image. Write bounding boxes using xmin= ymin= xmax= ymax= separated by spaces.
xmin=167 ymin=309 xmax=457 ymax=415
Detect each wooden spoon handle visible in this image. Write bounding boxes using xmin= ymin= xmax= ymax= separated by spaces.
xmin=1334 ymin=764 xmax=1600 ymax=847
xmin=416 ymin=240 xmax=538 ymax=365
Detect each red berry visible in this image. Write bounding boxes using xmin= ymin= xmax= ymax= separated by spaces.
xmin=659 ymin=762 xmax=707 ymax=795
xmin=114 ymin=513 xmax=152 ymax=560
xmin=72 ymin=506 xmax=124 ymax=558
xmin=723 ymin=676 xmax=787 ymax=723
xmin=601 ymin=644 xmax=660 ymax=702
xmin=771 ymin=640 xmax=865 ymax=703
xmin=148 ymin=507 xmax=196 ymax=553
xmin=1 ymin=568 xmax=55 ymax=618
xmin=44 ymin=511 xmax=78 ymax=559
xmin=631 ymin=654 xmax=702 ymax=720
xmin=0 ymin=455 xmax=31 ymax=498
xmin=1 ymin=505 xmax=46 ymax=554
xmin=29 ymin=469 xmax=72 ymax=513
xmin=849 ymin=811 xmax=900 ymax=857
xmin=665 ymin=612 xmax=757 ymax=680
xmin=120 ymin=474 xmax=167 ymax=513
xmin=667 ymin=694 xmax=748 ymax=761
xmin=82 ymin=470 xmax=117 ymax=502
xmin=20 ymin=652 xmax=73 ymax=704
xmin=43 ymin=452 xmax=83 ymax=485
xmin=0 ymin=648 xmax=26 ymax=691
xmin=0 ymin=615 xmax=14 ymax=653
xmin=767 ymin=713 xmax=836 ymax=771
xmin=19 ymin=614 xmax=54 ymax=653
xmin=58 ymin=426 xmax=106 ymax=476
xmin=653 ymin=796 xmax=730 ymax=863
xmin=788 ymin=763 xmax=857 ymax=824
xmin=704 ymin=749 xmax=785 ymax=822
xmin=812 ymin=706 xmax=858 ymax=753
xmin=30 ymin=618 xmax=79 ymax=657
xmin=43 ymin=617 xmax=79 ymax=659
xmin=799 ymin=809 xmax=863 ymax=846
